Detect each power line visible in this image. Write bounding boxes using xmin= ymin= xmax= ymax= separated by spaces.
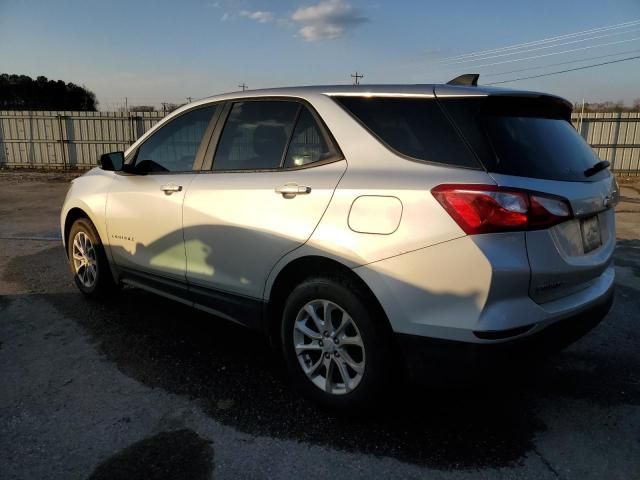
xmin=442 ymin=19 xmax=640 ymax=61
xmin=444 ymin=27 xmax=640 ymax=65
xmin=484 ymin=54 xmax=640 ymax=85
xmin=472 ymin=36 xmax=640 ymax=68
xmin=445 ymin=19 xmax=640 ymax=61
xmin=482 ymin=48 xmax=640 ymax=77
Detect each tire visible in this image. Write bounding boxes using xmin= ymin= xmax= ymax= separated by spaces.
xmin=67 ymin=217 xmax=117 ymax=298
xmin=281 ymin=275 xmax=394 ymax=411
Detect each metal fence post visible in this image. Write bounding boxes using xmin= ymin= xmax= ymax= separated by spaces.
xmin=57 ymin=114 xmax=67 ymax=170
xmin=611 ymin=112 xmax=621 ymax=173
xmin=130 ymin=112 xmax=137 ymax=144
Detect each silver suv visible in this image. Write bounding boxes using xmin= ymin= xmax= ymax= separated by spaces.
xmin=61 ymin=79 xmax=618 ymax=409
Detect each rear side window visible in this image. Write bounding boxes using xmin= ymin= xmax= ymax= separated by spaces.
xmin=284 ymin=108 xmax=331 ymax=168
xmin=440 ymin=97 xmax=608 ymax=182
xmin=213 ymin=101 xmax=299 ymax=171
xmin=334 ymin=97 xmax=480 ymax=168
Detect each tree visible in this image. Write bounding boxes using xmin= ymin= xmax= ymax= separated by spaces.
xmin=0 ymin=74 xmax=98 ymax=110
xmin=129 ymin=105 xmax=156 ymax=112
xmin=161 ymin=103 xmax=185 ymax=113
xmin=581 ymin=99 xmax=640 ymax=113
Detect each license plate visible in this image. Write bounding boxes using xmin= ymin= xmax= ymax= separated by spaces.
xmin=580 ymin=215 xmax=601 ymax=253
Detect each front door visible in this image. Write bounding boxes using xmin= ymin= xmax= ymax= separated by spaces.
xmin=106 ymin=105 xmax=218 ymax=281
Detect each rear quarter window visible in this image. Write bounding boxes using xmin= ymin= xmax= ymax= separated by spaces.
xmin=334 ymin=97 xmax=480 ymax=169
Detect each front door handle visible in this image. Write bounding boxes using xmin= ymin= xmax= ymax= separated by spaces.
xmin=160 ymin=183 xmax=183 ymax=195
xmin=275 ymin=183 xmax=312 ymax=198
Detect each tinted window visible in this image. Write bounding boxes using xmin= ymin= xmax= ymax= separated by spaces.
xmin=487 ymin=116 xmax=607 ymax=182
xmin=334 ymin=97 xmax=479 ymax=168
xmin=284 ymin=108 xmax=331 ymax=168
xmin=440 ymin=97 xmax=608 ymax=182
xmin=134 ymin=106 xmax=216 ymax=173
xmin=213 ymin=101 xmax=299 ymax=170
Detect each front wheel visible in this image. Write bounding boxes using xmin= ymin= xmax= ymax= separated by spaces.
xmin=281 ymin=276 xmax=394 ymax=410
xmin=67 ymin=217 xmax=116 ymax=297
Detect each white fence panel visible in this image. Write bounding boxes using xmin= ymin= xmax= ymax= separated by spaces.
xmin=1 ymin=110 xmax=639 ymax=174
xmin=0 ymin=110 xmax=166 ymax=169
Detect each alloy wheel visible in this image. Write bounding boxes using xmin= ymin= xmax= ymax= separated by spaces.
xmin=293 ymin=299 xmax=366 ymax=395
xmin=72 ymin=231 xmax=98 ymax=288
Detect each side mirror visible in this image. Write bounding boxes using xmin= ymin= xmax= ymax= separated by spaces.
xmin=100 ymin=151 xmax=125 ymax=171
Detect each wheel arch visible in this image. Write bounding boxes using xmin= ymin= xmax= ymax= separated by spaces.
xmin=265 ymin=255 xmax=393 ymax=346
xmin=63 ymin=207 xmax=94 ymax=253
xmin=64 ymin=205 xmax=120 ymax=285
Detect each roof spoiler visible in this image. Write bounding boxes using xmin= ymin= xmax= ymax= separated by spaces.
xmin=447 ymin=74 xmax=479 ymax=86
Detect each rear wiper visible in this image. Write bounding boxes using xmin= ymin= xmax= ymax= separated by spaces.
xmin=584 ymin=160 xmax=610 ymax=177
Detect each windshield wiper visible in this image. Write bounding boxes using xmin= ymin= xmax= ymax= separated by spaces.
xmin=584 ymin=160 xmax=610 ymax=177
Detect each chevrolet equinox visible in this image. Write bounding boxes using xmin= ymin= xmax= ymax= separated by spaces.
xmin=61 ymin=77 xmax=618 ymax=409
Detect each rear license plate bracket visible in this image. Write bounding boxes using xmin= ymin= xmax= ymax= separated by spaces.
xmin=580 ymin=215 xmax=601 ymax=253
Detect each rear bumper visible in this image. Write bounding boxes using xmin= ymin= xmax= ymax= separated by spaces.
xmin=354 ymin=234 xmax=615 ymax=342
xmin=395 ymin=286 xmax=614 ymax=381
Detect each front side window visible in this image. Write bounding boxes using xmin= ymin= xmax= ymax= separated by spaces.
xmin=134 ymin=106 xmax=216 ymax=173
xmin=284 ymin=108 xmax=331 ymax=168
xmin=212 ymin=101 xmax=299 ymax=171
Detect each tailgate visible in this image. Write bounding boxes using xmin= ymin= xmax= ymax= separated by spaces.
xmin=436 ymin=89 xmax=619 ymax=304
xmin=491 ymin=173 xmax=616 ymax=303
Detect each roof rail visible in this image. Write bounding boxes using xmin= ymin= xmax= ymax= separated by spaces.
xmin=447 ymin=74 xmax=479 ymax=86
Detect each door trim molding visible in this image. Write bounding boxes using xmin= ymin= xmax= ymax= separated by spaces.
xmin=118 ymin=267 xmax=265 ymax=332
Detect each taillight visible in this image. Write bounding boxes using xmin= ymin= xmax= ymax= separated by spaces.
xmin=431 ymin=184 xmax=572 ymax=234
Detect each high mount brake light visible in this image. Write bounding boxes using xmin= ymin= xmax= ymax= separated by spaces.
xmin=431 ymin=184 xmax=573 ymax=235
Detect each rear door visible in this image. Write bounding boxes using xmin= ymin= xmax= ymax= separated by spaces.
xmin=183 ymin=99 xmax=346 ymax=305
xmin=438 ymin=92 xmax=618 ymax=303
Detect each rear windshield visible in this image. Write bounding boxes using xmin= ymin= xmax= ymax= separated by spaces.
xmin=440 ymin=96 xmax=608 ymax=182
xmin=334 ymin=96 xmax=480 ymax=169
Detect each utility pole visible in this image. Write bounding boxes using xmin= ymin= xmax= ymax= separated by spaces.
xmin=162 ymin=102 xmax=167 ymax=115
xmin=351 ymin=72 xmax=364 ymax=85
xmin=238 ymin=83 xmax=248 ymax=92
xmin=186 ymin=96 xmax=193 ymax=103
xmin=124 ymin=97 xmax=128 ymax=113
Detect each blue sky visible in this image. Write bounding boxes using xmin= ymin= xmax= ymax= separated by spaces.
xmin=1 ymin=0 xmax=639 ymax=109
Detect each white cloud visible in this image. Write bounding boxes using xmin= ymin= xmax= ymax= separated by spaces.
xmin=240 ymin=10 xmax=274 ymax=23
xmin=220 ymin=12 xmax=230 ymax=21
xmin=291 ymin=0 xmax=367 ymax=41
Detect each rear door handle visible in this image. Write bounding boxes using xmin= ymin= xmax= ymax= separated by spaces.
xmin=160 ymin=183 xmax=183 ymax=195
xmin=275 ymin=183 xmax=312 ymax=197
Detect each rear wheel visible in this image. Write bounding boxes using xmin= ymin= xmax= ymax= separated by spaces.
xmin=67 ymin=218 xmax=117 ymax=297
xmin=281 ymin=275 xmax=393 ymax=410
